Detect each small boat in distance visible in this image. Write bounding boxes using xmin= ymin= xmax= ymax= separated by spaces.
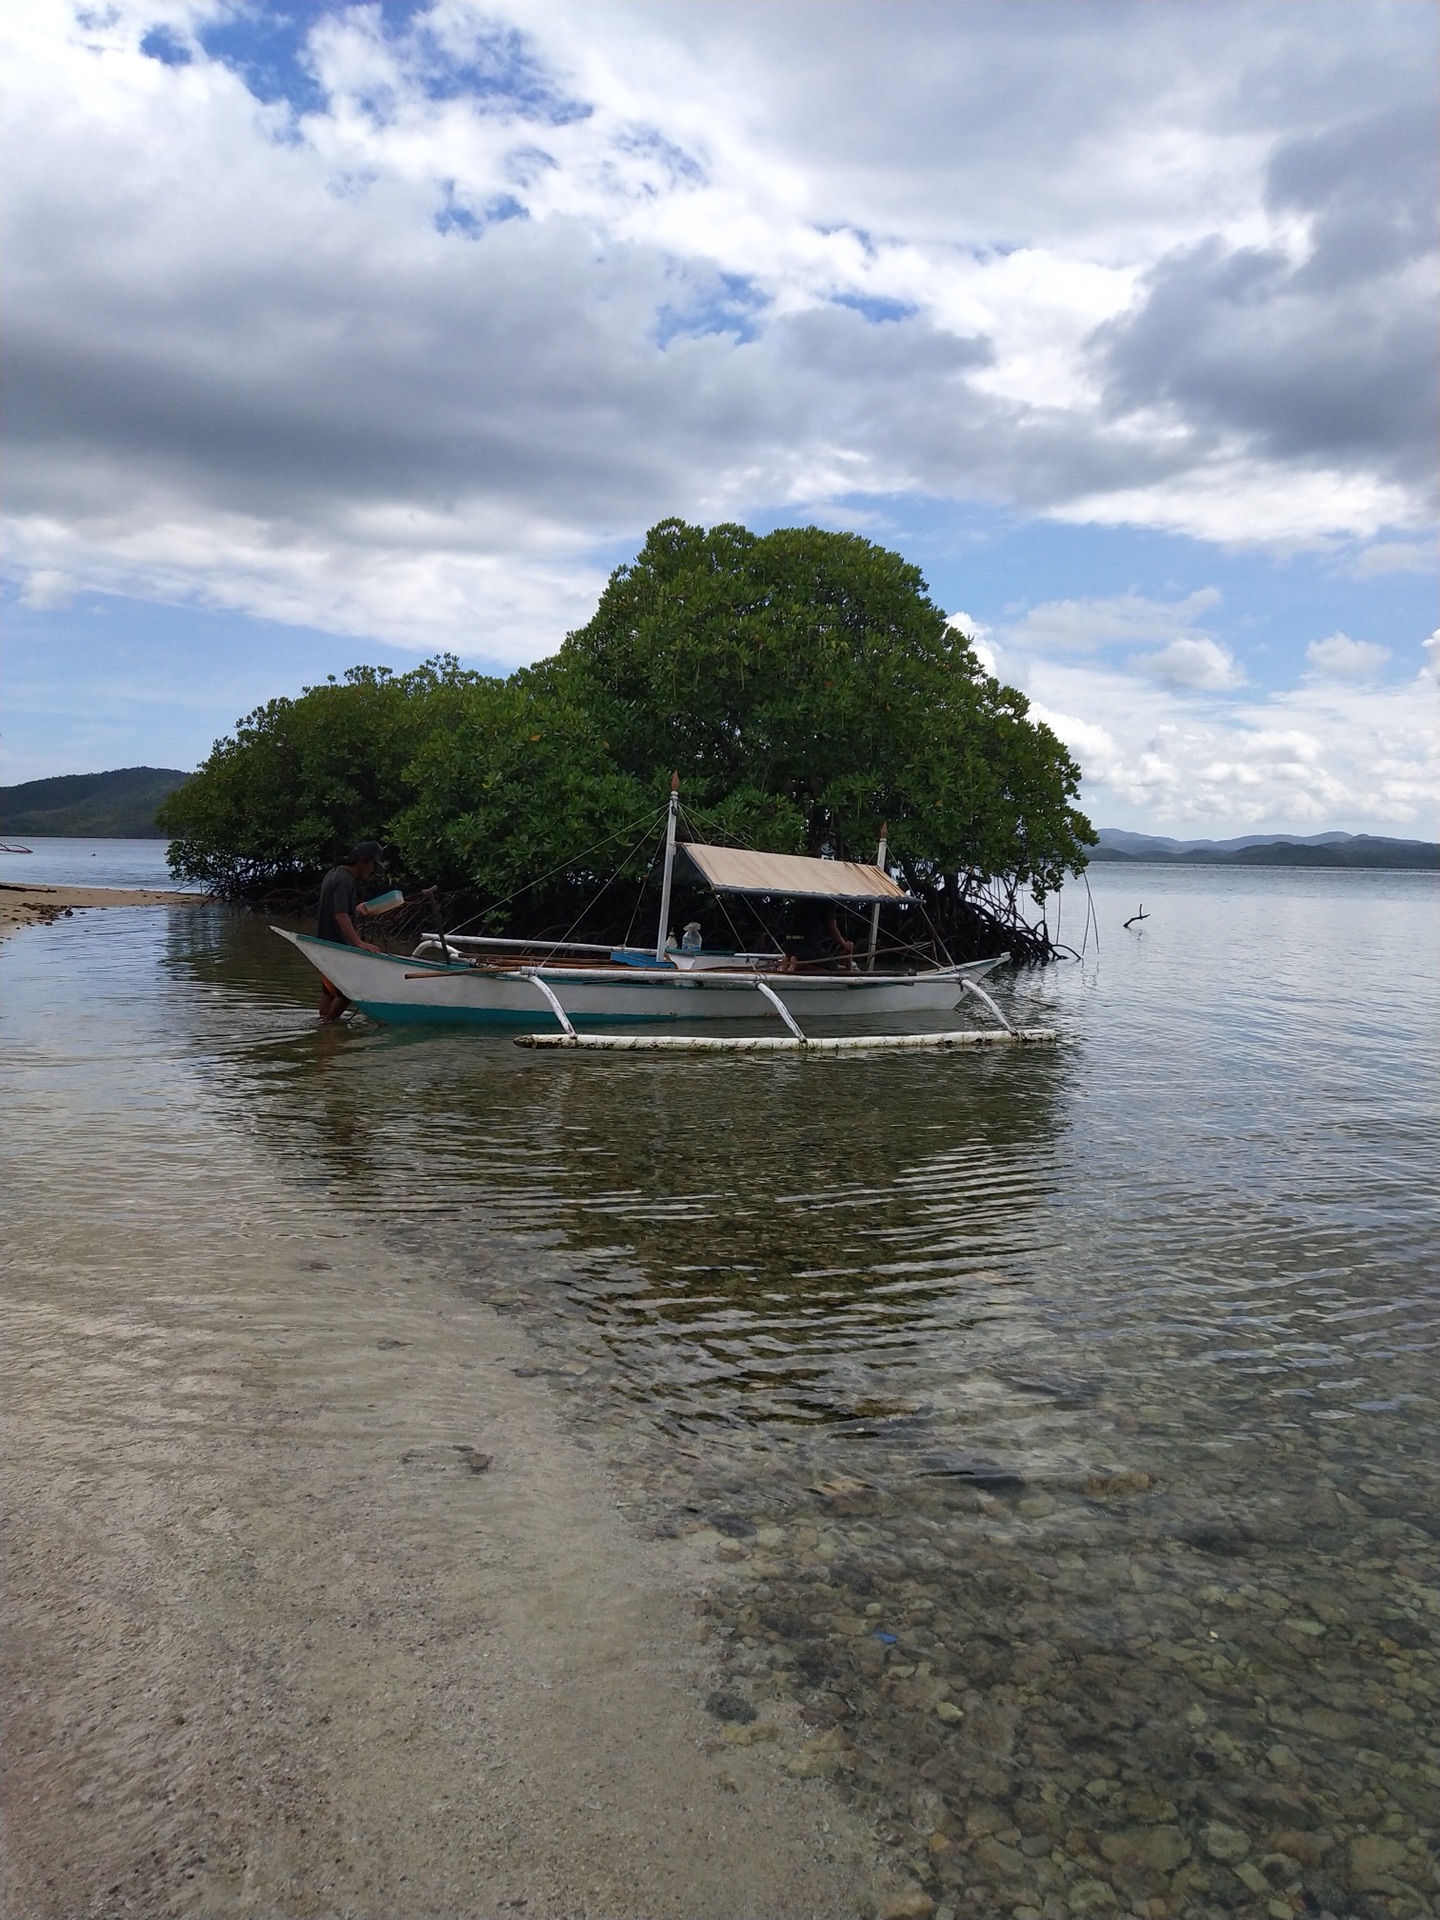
xmin=275 ymin=781 xmax=1033 ymax=1040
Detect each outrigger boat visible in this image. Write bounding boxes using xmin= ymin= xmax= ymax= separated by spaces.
xmin=275 ymin=782 xmax=1058 ymax=1050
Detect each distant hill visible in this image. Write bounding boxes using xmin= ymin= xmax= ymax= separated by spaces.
xmin=0 ymin=767 xmax=192 ymax=839
xmin=1091 ymin=829 xmax=1438 ymax=870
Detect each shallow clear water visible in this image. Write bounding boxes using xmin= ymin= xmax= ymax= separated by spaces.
xmin=4 ymin=866 xmax=1437 ymax=1919
xmin=0 ymin=835 xmax=178 ymax=888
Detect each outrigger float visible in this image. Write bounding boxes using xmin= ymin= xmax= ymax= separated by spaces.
xmin=275 ymin=781 xmax=1059 ymax=1054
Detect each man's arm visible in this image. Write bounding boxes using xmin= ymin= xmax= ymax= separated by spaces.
xmin=333 ymin=911 xmax=378 ymax=952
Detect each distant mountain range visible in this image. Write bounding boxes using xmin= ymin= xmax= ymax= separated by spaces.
xmin=2 ymin=764 xmax=1435 ymax=868
xmin=0 ymin=767 xmax=191 ymax=839
xmin=1092 ymin=829 xmax=1438 ymax=870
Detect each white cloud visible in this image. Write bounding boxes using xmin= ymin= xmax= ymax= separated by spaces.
xmin=1053 ymin=456 xmax=1420 ymax=549
xmin=1352 ymin=540 xmax=1435 ymax=577
xmin=1007 ymin=588 xmax=1220 ymax=654
xmin=1028 ymin=651 xmax=1438 ymax=837
xmin=2 ymin=0 xmax=1436 ymax=656
xmin=996 ymin=597 xmax=1435 ymax=831
xmin=1305 ymin=631 xmax=1391 ymax=680
xmin=8 ymin=505 xmax=611 ymax=666
xmin=1133 ymin=636 xmax=1244 ymax=690
xmin=998 ymin=589 xmax=1246 ymax=690
xmin=18 ymin=568 xmax=75 ymax=609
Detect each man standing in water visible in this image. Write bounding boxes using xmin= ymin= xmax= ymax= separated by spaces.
xmin=315 ymin=841 xmax=384 ymax=1022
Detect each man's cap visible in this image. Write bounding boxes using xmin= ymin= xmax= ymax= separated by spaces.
xmin=348 ymin=840 xmax=385 ymax=864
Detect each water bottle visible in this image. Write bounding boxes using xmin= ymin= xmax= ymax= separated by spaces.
xmin=681 ymin=922 xmax=702 ymax=953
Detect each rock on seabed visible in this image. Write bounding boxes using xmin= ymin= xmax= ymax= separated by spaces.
xmin=1347 ymin=1832 xmax=1410 ymax=1890
xmin=1099 ymin=1825 xmax=1190 ymax=1872
xmin=879 ymin=1892 xmax=935 ymax=1920
xmin=1200 ymin=1820 xmax=1250 ymax=1864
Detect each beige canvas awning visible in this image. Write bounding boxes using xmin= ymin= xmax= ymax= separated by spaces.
xmin=680 ymin=843 xmax=909 ymax=901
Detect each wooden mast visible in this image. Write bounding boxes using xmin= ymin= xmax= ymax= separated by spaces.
xmin=655 ymin=773 xmax=680 ymax=961
xmin=865 ymin=822 xmax=888 ymax=971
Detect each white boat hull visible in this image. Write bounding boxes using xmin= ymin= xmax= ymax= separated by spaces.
xmin=275 ymin=930 xmax=1004 ymax=1029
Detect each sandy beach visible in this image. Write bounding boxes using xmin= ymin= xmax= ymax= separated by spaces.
xmin=1 ymin=912 xmax=891 ymax=1920
xmin=0 ymin=882 xmax=210 ymax=938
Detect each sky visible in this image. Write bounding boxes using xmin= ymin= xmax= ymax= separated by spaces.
xmin=2 ymin=0 xmax=1437 ymax=835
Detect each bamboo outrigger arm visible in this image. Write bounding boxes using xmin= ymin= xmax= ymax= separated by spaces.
xmin=960 ymin=974 xmax=1014 ymax=1033
xmin=522 ymin=966 xmax=810 ymax=1044
xmin=523 ymin=970 xmax=577 ymax=1037
xmin=753 ymin=976 xmax=806 ymax=1040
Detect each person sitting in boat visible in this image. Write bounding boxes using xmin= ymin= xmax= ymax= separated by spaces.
xmin=778 ymin=897 xmax=855 ymax=973
xmin=315 ymin=840 xmax=384 ymax=1022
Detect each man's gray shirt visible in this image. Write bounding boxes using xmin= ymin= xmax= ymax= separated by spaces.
xmin=317 ymin=865 xmax=358 ymax=943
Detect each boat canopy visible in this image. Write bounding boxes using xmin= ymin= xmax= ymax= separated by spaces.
xmin=680 ymin=843 xmax=909 ymax=902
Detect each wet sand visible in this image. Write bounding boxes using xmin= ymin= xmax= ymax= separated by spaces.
xmin=0 ymin=882 xmax=209 ymax=937
xmin=1 ymin=1074 xmax=889 ymax=1916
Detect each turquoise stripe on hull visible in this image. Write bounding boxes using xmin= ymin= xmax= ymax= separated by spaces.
xmin=352 ymin=1000 xmax=682 ymax=1028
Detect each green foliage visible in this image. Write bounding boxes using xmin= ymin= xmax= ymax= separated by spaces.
xmin=388 ymin=674 xmax=647 ymax=923
xmin=163 ymin=520 xmax=1094 ymax=913
xmin=553 ymin=518 xmax=1093 ymax=897
xmin=159 ymin=660 xmax=479 ymax=894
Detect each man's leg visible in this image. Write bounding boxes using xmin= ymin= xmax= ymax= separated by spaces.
xmin=318 ymin=977 xmax=351 ymax=1022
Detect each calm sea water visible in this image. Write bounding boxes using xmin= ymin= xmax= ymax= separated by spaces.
xmin=0 ymin=835 xmax=178 ymax=888
xmin=4 ymin=865 xmax=1436 ymax=1919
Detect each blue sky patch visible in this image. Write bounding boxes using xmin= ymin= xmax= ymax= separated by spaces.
xmin=1 ymin=591 xmax=451 ymax=783
xmin=814 ymin=223 xmax=879 ymax=259
xmin=408 ymin=18 xmax=590 ymax=123
xmin=832 ymin=292 xmax=920 ymax=325
xmin=435 ymin=186 xmax=527 ymax=238
xmin=196 ymin=4 xmax=332 ymax=116
xmin=504 ymin=145 xmax=559 ymax=188
xmin=614 ymin=126 xmax=705 ymax=190
xmin=654 ymin=273 xmax=769 ymax=348
xmin=193 ymin=2 xmax=588 ymax=125
xmin=139 ymin=23 xmax=192 ymax=67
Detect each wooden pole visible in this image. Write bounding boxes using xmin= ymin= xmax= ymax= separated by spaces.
xmin=654 ymin=772 xmax=679 ymax=962
xmin=865 ymin=822 xmax=888 ymax=971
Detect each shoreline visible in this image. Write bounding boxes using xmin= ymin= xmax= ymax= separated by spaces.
xmin=1 ymin=1001 xmax=890 ymax=1917
xmin=3 ymin=1240 xmax=886 ymax=1918
xmin=0 ymin=882 xmax=210 ymax=939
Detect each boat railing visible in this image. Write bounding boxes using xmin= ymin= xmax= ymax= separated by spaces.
xmin=413 ymin=932 xmax=616 ymax=958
